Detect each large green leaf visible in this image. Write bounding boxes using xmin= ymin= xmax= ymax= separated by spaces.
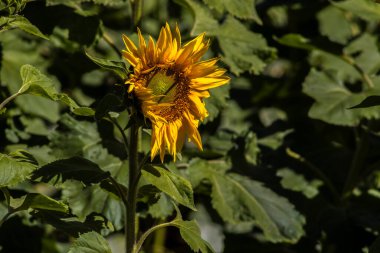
xmin=188 ymin=159 xmax=305 ymax=243
xmin=172 ymin=219 xmax=214 ymax=253
xmin=332 ymin=0 xmax=380 ymax=22
xmin=211 ymin=16 xmax=275 ymax=76
xmin=68 ymin=232 xmax=112 ymax=253
xmin=0 ymin=150 xmax=38 ymax=187
xmin=142 ymin=165 xmax=196 ymax=210
xmin=317 ymin=6 xmax=352 ymax=44
xmin=176 ymin=0 xmax=275 ymax=75
xmin=203 ymin=0 xmax=261 ymax=24
xmin=303 ymin=68 xmax=380 ymax=126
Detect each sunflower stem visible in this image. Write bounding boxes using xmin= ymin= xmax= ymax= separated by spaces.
xmin=126 ymin=120 xmax=140 ymax=253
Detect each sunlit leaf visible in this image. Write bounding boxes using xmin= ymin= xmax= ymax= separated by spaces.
xmin=0 ymin=16 xmax=49 ymax=40
xmin=171 ymin=219 xmax=215 ymax=253
xmin=257 ymin=129 xmax=293 ymax=150
xmin=85 ymin=52 xmax=129 ymax=80
xmin=0 ymin=150 xmax=38 ymax=187
xmin=203 ymin=0 xmax=262 ymax=24
xmin=18 ymin=64 xmax=94 ymax=116
xmin=245 ymin=132 xmax=260 ymax=166
xmin=276 ymin=168 xmax=323 ymax=199
xmin=68 ymin=231 xmax=112 ymax=253
xmin=0 ymin=31 xmax=59 ymax=122
xmin=303 ymin=69 xmax=380 ymax=126
xmin=317 ymin=6 xmax=352 ymax=44
xmin=211 ymin=16 xmax=275 ymax=75
xmin=332 ymin=0 xmax=380 ymax=21
xmin=142 ymin=165 xmax=196 ymax=210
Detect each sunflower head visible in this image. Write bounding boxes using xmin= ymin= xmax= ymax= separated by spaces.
xmin=122 ymin=23 xmax=229 ymax=162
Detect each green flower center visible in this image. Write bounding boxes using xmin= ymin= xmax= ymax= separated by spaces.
xmin=147 ymin=71 xmax=177 ymax=103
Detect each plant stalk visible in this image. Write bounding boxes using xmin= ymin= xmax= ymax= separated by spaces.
xmin=126 ymin=121 xmax=139 ymax=253
xmin=342 ymin=128 xmax=369 ymax=198
xmin=0 ymin=92 xmax=20 ymax=112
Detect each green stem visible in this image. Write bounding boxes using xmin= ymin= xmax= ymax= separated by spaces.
xmin=152 ymin=223 xmax=167 ymax=253
xmin=0 ymin=212 xmax=12 ymax=227
xmin=342 ymin=128 xmax=369 ymax=198
xmin=130 ymin=0 xmax=143 ymax=27
xmin=134 ymin=221 xmax=173 ymax=253
xmin=0 ymin=92 xmax=20 ymax=111
xmin=126 ymin=121 xmax=140 ymax=253
xmin=102 ymin=31 xmax=122 ymax=58
xmin=286 ymin=148 xmax=341 ymax=203
xmin=109 ymin=116 xmax=129 ymax=151
xmin=341 ymin=54 xmax=374 ymax=88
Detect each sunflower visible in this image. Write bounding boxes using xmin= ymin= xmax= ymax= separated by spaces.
xmin=122 ymin=23 xmax=230 ymax=162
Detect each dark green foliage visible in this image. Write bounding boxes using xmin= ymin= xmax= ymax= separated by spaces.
xmin=2 ymin=0 xmax=380 ymax=252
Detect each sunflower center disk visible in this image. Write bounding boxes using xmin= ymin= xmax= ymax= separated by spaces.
xmin=148 ymin=71 xmax=177 ymax=104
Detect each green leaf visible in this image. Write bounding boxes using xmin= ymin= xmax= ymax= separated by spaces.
xmin=48 ymin=114 xmax=100 ymax=158
xmin=171 ymin=219 xmax=215 ymax=253
xmin=332 ymin=0 xmax=380 ymax=22
xmin=303 ymin=69 xmax=380 ymax=126
xmin=245 ymin=132 xmax=260 ymax=166
xmin=211 ymin=16 xmax=276 ymax=76
xmin=147 ymin=193 xmax=174 ymax=219
xmin=317 ymin=6 xmax=352 ymax=44
xmin=188 ymin=159 xmax=305 ymax=243
xmin=32 ymin=156 xmax=110 ymax=186
xmin=18 ymin=64 xmax=94 ymax=116
xmin=0 ymin=32 xmax=59 ymax=122
xmin=95 ymin=93 xmax=124 ymax=120
xmin=257 ymin=129 xmax=293 ymax=150
xmin=142 ymin=165 xmax=196 ymax=210
xmin=204 ymin=84 xmax=230 ymax=123
xmin=276 ymin=168 xmax=323 ymax=199
xmin=344 ymin=34 xmax=380 ymax=75
xmin=61 ymin=146 xmax=127 ymax=230
xmin=275 ymin=33 xmax=316 ymax=51
xmin=85 ymin=51 xmax=129 ymax=80
xmin=0 ymin=16 xmax=49 ymax=40
xmin=350 ymin=95 xmax=380 ymax=109
xmin=174 ymin=0 xmax=219 ymax=35
xmin=0 ymin=150 xmax=38 ymax=187
xmin=176 ymin=1 xmax=275 ymax=75
xmin=33 ymin=211 xmax=111 ymax=237
xmin=203 ymin=0 xmax=262 ymax=24
xmin=68 ymin=231 xmax=112 ymax=253
xmin=10 ymin=193 xmax=69 ymax=213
